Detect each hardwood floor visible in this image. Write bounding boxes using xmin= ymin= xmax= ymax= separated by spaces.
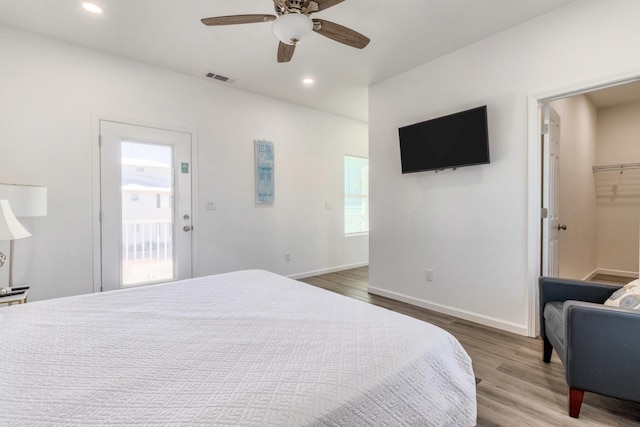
xmin=299 ymin=267 xmax=640 ymax=426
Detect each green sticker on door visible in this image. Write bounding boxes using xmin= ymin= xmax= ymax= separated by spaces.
xmin=181 ymin=163 xmax=189 ymax=174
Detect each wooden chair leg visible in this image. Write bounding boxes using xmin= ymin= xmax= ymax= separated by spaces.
xmin=569 ymin=388 xmax=585 ymax=418
xmin=542 ymin=338 xmax=553 ymax=363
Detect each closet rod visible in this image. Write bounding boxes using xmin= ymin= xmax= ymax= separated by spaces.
xmin=592 ymin=162 xmax=640 ymax=174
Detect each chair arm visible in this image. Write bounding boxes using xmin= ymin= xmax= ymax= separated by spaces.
xmin=564 ymin=301 xmax=640 ymax=403
xmin=538 ymin=277 xmax=620 ymax=341
xmin=539 ymin=277 xmax=620 ymax=306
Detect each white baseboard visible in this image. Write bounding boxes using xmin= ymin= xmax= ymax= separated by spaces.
xmin=583 ymin=268 xmax=600 ymax=281
xmin=287 ymin=262 xmax=369 ymax=280
xmin=368 ymin=286 xmax=529 ymax=336
xmin=291 ymin=264 xmax=529 ymax=335
xmin=593 ymin=268 xmax=639 ymax=279
xmin=582 ymin=268 xmax=638 ymax=282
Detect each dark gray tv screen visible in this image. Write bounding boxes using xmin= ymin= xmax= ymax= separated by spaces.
xmin=398 ymin=105 xmax=490 ymax=173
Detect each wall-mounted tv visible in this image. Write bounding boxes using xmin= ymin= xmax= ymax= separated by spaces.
xmin=398 ymin=105 xmax=490 ymax=174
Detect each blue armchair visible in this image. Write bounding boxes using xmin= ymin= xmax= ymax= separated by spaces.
xmin=539 ymin=276 xmax=640 ymax=418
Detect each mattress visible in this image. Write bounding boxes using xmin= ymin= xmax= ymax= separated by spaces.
xmin=0 ymin=270 xmax=476 ymax=426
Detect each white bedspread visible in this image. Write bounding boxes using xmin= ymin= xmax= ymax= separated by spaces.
xmin=0 ymin=270 xmax=476 ymax=426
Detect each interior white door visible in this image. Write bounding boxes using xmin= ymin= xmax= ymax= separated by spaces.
xmin=100 ymin=120 xmax=192 ymax=291
xmin=541 ymin=105 xmax=562 ymax=277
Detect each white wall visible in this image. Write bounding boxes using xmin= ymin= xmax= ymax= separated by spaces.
xmin=595 ymin=100 xmax=640 ymax=275
xmin=369 ymin=0 xmax=640 ymax=334
xmin=549 ymin=96 xmax=598 ymax=280
xmin=0 ymin=25 xmax=368 ymax=301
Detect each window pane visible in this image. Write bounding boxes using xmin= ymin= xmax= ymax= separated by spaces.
xmin=121 ymin=141 xmax=174 ymax=286
xmin=345 ymin=156 xmax=369 ymax=234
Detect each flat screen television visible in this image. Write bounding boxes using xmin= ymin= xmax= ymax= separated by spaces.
xmin=398 ymin=105 xmax=490 ymax=173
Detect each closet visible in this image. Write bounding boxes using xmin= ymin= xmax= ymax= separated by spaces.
xmin=549 ymin=85 xmax=640 ymax=281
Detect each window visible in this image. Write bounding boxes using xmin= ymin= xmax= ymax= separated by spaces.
xmin=344 ymin=155 xmax=369 ymax=234
xmin=156 ymin=193 xmax=170 ymax=209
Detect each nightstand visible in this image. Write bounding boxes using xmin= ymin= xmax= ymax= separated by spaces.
xmin=0 ymin=287 xmax=29 ymax=306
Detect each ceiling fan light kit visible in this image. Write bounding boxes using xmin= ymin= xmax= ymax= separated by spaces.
xmin=81 ymin=2 xmax=103 ymax=14
xmin=272 ymin=13 xmax=313 ymax=45
xmin=201 ymin=0 xmax=369 ymax=63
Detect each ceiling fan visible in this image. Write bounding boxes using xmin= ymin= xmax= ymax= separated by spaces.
xmin=201 ymin=0 xmax=370 ymax=63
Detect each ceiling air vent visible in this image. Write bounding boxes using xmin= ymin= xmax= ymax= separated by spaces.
xmin=205 ymin=72 xmax=235 ymax=84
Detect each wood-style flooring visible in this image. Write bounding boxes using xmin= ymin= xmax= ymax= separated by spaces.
xmin=298 ymin=267 xmax=640 ymax=426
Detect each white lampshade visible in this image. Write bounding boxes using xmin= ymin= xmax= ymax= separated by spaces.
xmin=0 ymin=200 xmax=31 ymax=241
xmin=0 ymin=184 xmax=47 ymax=217
xmin=272 ymin=13 xmax=313 ymax=45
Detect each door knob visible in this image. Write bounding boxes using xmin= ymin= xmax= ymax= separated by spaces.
xmin=557 ymin=224 xmax=567 ymax=231
xmin=183 ymin=225 xmax=192 ymax=232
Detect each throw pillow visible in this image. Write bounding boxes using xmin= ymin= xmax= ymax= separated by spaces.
xmin=604 ymin=279 xmax=640 ymax=310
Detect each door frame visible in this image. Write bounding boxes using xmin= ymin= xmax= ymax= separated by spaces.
xmin=91 ymin=114 xmax=199 ymax=293
xmin=526 ymin=71 xmax=640 ymax=337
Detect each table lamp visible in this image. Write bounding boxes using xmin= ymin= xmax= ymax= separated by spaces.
xmin=0 ymin=200 xmax=31 ymax=290
xmin=0 ymin=184 xmax=47 ymax=289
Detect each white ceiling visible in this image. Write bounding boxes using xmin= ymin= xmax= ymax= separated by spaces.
xmin=0 ymin=0 xmax=577 ymax=122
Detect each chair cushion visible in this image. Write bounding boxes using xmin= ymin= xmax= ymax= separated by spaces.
xmin=605 ymin=279 xmax=640 ymax=310
xmin=543 ymin=301 xmax=566 ymax=363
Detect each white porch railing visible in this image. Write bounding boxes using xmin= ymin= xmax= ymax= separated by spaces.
xmin=345 ymin=213 xmax=368 ymax=234
xmin=122 ymin=219 xmax=173 ymax=285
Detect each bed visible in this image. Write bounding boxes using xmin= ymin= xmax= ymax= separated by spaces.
xmin=0 ymin=270 xmax=476 ymax=426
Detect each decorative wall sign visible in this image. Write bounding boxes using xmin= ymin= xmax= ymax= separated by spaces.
xmin=255 ymin=140 xmax=274 ymax=203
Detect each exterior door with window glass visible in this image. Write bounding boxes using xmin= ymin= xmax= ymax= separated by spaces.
xmin=100 ymin=120 xmax=192 ymax=291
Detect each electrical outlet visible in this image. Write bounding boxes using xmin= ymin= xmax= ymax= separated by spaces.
xmin=425 ymin=269 xmax=433 ymax=282
xmin=285 ymin=252 xmax=291 ymax=262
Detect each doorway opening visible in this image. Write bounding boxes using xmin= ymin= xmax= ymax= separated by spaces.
xmin=528 ymin=73 xmax=640 ymax=336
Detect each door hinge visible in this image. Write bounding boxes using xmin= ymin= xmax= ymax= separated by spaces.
xmin=98 ymin=135 xmax=102 ymax=147
xmin=541 ymin=207 xmax=548 ymax=219
xmin=541 ymin=124 xmax=549 ymax=135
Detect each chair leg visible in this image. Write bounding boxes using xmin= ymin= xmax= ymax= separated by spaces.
xmin=542 ymin=338 xmax=553 ymax=363
xmin=568 ymin=388 xmax=585 ymax=418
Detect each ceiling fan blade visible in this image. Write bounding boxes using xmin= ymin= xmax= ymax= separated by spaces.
xmin=312 ymin=19 xmax=370 ymax=49
xmin=277 ymin=42 xmax=296 ymax=63
xmin=201 ymin=14 xmax=276 ymax=26
xmin=312 ymin=0 xmax=345 ymax=12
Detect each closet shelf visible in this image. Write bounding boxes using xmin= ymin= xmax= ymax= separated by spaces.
xmin=592 ymin=162 xmax=640 ymax=174
xmin=593 ymin=162 xmax=640 ymax=198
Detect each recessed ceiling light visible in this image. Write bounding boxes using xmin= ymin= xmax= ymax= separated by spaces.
xmin=82 ymin=2 xmax=103 ymax=14
xmin=302 ymin=78 xmax=315 ymax=86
